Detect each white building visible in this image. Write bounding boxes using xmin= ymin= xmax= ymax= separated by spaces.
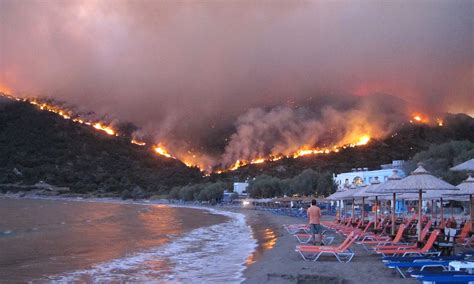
xmin=233 ymin=182 xmax=249 ymax=195
xmin=334 ymin=160 xmax=406 ymax=190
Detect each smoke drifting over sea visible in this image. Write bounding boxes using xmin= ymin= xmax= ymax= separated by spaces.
xmin=1 ymin=1 xmax=473 ymax=169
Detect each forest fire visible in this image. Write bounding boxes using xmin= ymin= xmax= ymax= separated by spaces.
xmin=215 ymin=134 xmax=372 ymax=172
xmin=153 ymin=145 xmax=175 ymax=159
xmin=0 ymin=92 xmax=447 ymax=174
xmin=410 ymin=113 xmax=429 ymax=124
xmin=93 ymin=123 xmax=116 ymax=136
xmin=131 ymin=139 xmax=147 ymax=146
xmin=409 ymin=113 xmax=444 ymax=127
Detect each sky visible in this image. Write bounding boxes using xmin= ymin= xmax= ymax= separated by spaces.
xmin=0 ymin=0 xmax=472 ymax=169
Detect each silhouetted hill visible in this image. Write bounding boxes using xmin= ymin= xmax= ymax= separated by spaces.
xmin=0 ymin=100 xmax=202 ymax=196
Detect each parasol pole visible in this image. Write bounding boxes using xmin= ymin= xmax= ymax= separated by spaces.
xmin=343 ymin=200 xmax=346 ymax=219
xmin=392 ymin=193 xmax=396 ymax=235
xmin=440 ymin=197 xmax=444 ymax=228
xmin=469 ymin=194 xmax=474 ymax=232
xmin=451 ymin=201 xmax=454 ymax=217
xmin=352 ymin=198 xmax=355 ymax=224
xmin=362 ymin=197 xmax=365 ymax=225
xmin=374 ymin=196 xmax=378 ymax=230
xmin=337 ymin=200 xmax=340 ymax=221
xmin=431 ymin=200 xmax=435 ymax=219
xmin=471 ymin=194 xmax=474 ymax=232
xmin=418 ymin=189 xmax=422 ymax=242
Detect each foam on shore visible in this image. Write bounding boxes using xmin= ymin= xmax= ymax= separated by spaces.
xmin=48 ymin=207 xmax=257 ymax=283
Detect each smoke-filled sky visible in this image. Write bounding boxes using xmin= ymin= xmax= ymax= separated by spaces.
xmin=1 ymin=0 xmax=473 ymax=169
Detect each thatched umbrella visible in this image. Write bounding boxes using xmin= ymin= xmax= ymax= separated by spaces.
xmin=444 ymin=175 xmax=474 ymax=229
xmin=400 ymin=189 xmax=465 ymax=227
xmin=353 ymin=179 xmax=386 ymax=229
xmin=450 ymin=159 xmax=474 ymax=229
xmin=337 ymin=186 xmax=359 ymax=222
xmin=451 ymin=159 xmax=474 ymax=172
xmin=367 ymin=170 xmax=416 ymax=235
xmin=327 ymin=189 xmax=348 ymax=220
xmin=383 ymin=165 xmax=458 ymax=241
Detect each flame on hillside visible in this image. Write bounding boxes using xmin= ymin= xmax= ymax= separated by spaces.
xmin=409 ymin=113 xmax=444 ymax=127
xmin=93 ymin=123 xmax=116 ymax=136
xmin=215 ymin=134 xmax=371 ymax=172
xmin=153 ymin=144 xmax=175 ymax=159
xmin=131 ymin=139 xmax=146 ymax=146
xmin=0 ymin=92 xmax=446 ymax=174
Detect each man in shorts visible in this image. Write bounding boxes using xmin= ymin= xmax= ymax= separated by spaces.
xmin=307 ymin=199 xmax=322 ymax=245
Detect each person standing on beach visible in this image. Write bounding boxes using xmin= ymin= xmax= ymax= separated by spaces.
xmin=307 ymin=199 xmax=322 ymax=245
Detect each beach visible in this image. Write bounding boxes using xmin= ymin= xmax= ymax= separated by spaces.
xmin=0 ymin=196 xmax=417 ymax=283
xmin=238 ymin=209 xmax=416 ymax=284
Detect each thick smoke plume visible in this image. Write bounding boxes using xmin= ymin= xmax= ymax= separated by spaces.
xmin=222 ymin=95 xmax=406 ymax=166
xmin=1 ymin=1 xmax=472 ymax=169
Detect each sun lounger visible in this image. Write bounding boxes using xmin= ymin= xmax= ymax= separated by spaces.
xmin=295 ymin=232 xmax=358 ymax=263
xmin=410 ymin=271 xmax=470 ymax=278
xmin=382 ymin=254 xmax=467 ymax=263
xmin=357 ymin=224 xmax=408 ymax=252
xmin=284 ymin=224 xmax=310 ymax=234
xmin=456 ymin=222 xmax=471 ymax=244
xmin=294 ymin=233 xmax=335 ymax=245
xmin=375 ymin=220 xmax=433 ymax=251
xmin=375 ymin=229 xmax=441 ymax=257
xmin=385 ymin=260 xmax=452 ymax=278
xmin=415 ymin=274 xmax=474 ymax=283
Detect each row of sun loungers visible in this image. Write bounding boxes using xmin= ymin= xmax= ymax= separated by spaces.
xmin=285 ymin=215 xmax=474 ymax=282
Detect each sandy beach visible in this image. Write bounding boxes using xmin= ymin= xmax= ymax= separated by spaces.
xmin=238 ymin=208 xmax=417 ymax=284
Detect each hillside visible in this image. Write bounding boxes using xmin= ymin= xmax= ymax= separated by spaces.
xmin=209 ymin=113 xmax=474 ymax=181
xmin=0 ymin=99 xmax=202 ymax=196
xmin=1 ymin=96 xmax=473 ymax=197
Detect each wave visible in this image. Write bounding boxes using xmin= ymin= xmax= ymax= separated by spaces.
xmin=47 ymin=207 xmax=257 ymax=283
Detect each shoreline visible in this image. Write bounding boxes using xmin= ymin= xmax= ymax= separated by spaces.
xmin=0 ymin=195 xmax=262 ymax=282
xmin=0 ymin=195 xmax=416 ymax=283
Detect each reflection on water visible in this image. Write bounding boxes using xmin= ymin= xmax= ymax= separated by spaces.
xmin=246 ymin=227 xmax=277 ymax=265
xmin=0 ymin=198 xmax=226 ymax=282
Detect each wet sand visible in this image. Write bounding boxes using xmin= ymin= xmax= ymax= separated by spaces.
xmin=238 ymin=209 xmax=417 ymax=284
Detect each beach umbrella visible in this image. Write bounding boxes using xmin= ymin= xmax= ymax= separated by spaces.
xmin=335 ymin=185 xmax=359 ymax=221
xmin=444 ymin=175 xmax=474 ymax=230
xmin=367 ymin=170 xmax=416 ymax=235
xmin=353 ymin=179 xmax=386 ymax=229
xmin=400 ymin=189 xmax=465 ymax=227
xmin=382 ymin=165 xmax=458 ymax=241
xmin=450 ymin=159 xmax=474 ymax=229
xmin=451 ymin=159 xmax=474 ymax=172
xmin=327 ymin=190 xmax=347 ymax=220
xmin=326 ymin=189 xmax=346 ymax=200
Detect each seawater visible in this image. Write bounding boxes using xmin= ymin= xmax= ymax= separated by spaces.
xmin=0 ymin=198 xmax=257 ymax=283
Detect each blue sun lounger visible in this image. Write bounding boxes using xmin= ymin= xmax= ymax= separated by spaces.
xmin=410 ymin=271 xmax=470 ymax=278
xmin=415 ymin=274 xmax=474 ymax=283
xmin=385 ymin=261 xmax=452 ymax=278
xmin=382 ymin=255 xmax=467 ymax=263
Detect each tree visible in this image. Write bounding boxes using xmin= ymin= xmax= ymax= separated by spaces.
xmin=290 ymin=169 xmax=318 ymax=196
xmin=406 ymin=140 xmax=474 ymax=184
xmin=248 ymin=175 xmax=282 ymax=198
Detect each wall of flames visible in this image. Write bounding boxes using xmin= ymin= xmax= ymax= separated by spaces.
xmin=0 ymin=92 xmax=443 ymax=174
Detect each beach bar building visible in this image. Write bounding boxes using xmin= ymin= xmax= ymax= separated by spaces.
xmin=334 ymin=160 xmax=406 ymax=190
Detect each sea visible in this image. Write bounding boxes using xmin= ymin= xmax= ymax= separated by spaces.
xmin=0 ymin=198 xmax=257 ymax=283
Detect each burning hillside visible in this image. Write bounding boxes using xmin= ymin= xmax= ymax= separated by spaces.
xmin=0 ymin=92 xmax=459 ymax=175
